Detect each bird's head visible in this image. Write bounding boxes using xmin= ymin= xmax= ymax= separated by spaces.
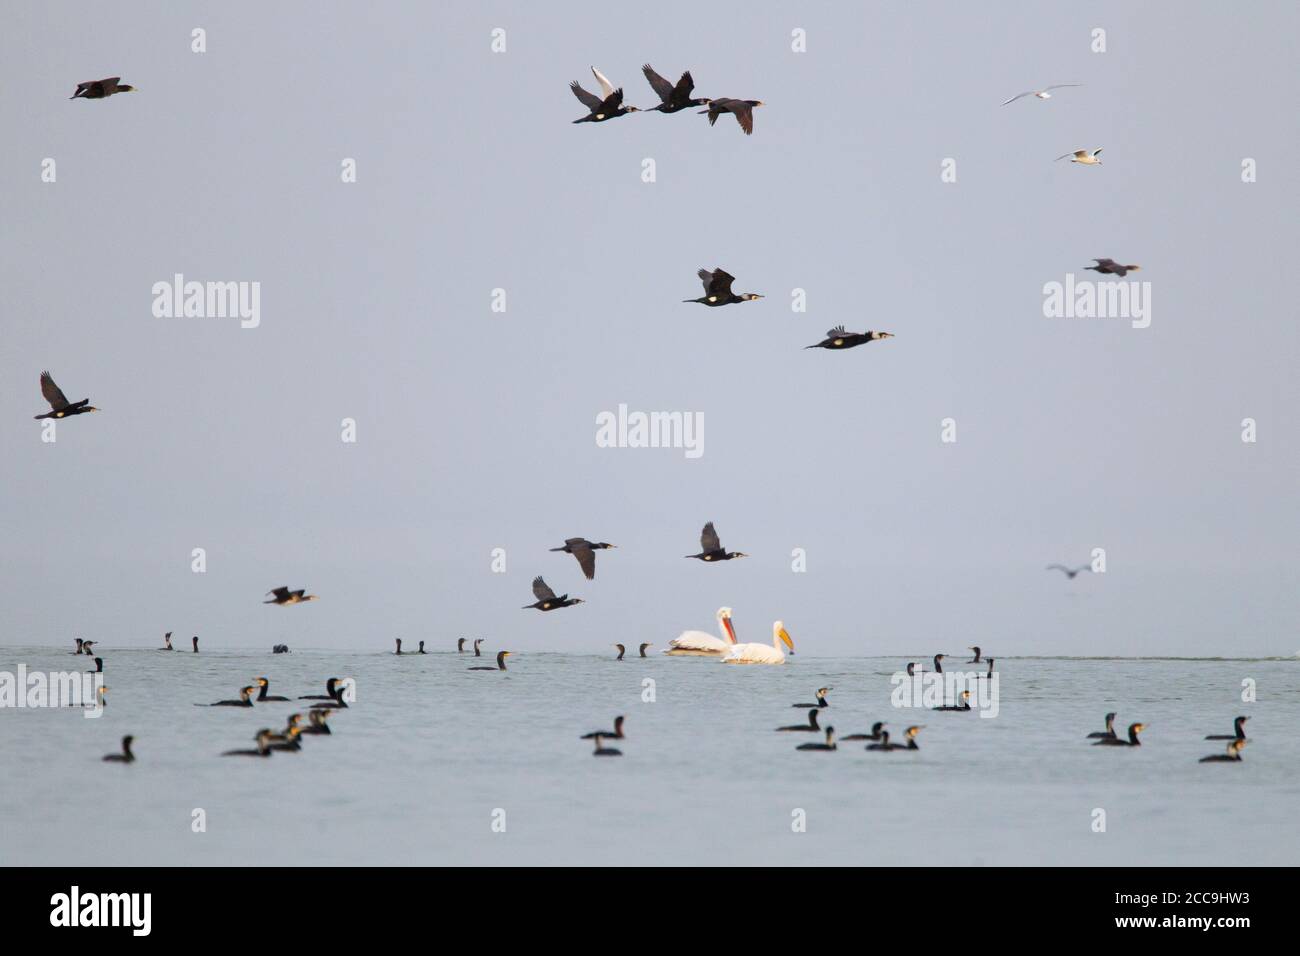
xmin=731 ymin=551 xmax=750 ymax=559
xmin=119 ymin=86 xmax=137 ymax=93
xmin=876 ymin=332 xmax=895 ymax=340
xmin=256 ymin=677 xmax=268 ymax=687
xmin=571 ymin=598 xmax=586 ymax=605
xmin=625 ymin=106 xmax=640 ymax=113
xmin=84 ymin=406 xmax=100 ymax=413
xmin=754 ymin=101 xmax=766 ymax=107
xmin=741 ymin=293 xmax=764 ymax=301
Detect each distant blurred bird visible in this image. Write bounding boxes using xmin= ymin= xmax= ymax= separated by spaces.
xmin=1001 ymin=84 xmax=1081 ymax=105
xmin=550 ymin=537 xmax=617 ymax=580
xmin=1056 ymin=148 xmax=1102 ymax=165
xmin=71 ymin=77 xmax=136 ymax=100
xmin=581 ymin=715 xmax=625 ymax=740
xmin=684 ymin=268 xmax=763 ymax=307
xmin=1199 ymin=739 xmax=1246 ymax=763
xmin=265 ymin=587 xmax=317 ymax=606
xmin=523 ymin=577 xmax=584 ymax=610
xmin=34 ymin=371 xmax=98 ymax=419
xmin=641 ymin=64 xmax=710 ymax=113
xmin=805 ymin=326 xmax=894 ymax=350
xmin=701 ymin=97 xmax=763 ymax=134
xmin=591 ymin=734 xmax=622 ymax=756
xmin=1046 ymin=564 xmax=1091 ymax=580
xmin=571 ymin=66 xmax=638 ymax=123
xmin=1086 ymin=258 xmax=1141 ymax=278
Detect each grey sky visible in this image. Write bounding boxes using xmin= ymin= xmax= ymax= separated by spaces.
xmin=2 ymin=2 xmax=1296 ymax=656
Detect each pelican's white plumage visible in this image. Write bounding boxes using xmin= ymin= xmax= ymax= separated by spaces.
xmin=664 ymin=606 xmax=737 ymax=656
xmin=721 ymin=621 xmax=794 ymax=665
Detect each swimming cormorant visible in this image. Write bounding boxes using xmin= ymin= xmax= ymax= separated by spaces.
xmin=591 ymin=734 xmax=622 ymax=756
xmin=523 ymin=577 xmax=584 ymax=610
xmin=71 ymin=78 xmax=136 ymax=99
xmin=776 ymin=709 xmax=821 ymax=732
xmin=685 ymin=521 xmax=747 ymax=562
xmin=222 ymin=730 xmax=274 ymax=757
xmin=34 ymin=371 xmax=98 ymax=419
xmin=394 ymin=638 xmax=403 ymax=654
xmin=201 ymin=686 xmax=256 ymax=707
xmin=301 ymin=710 xmax=332 ymax=735
xmin=192 ymin=636 xmax=199 ymax=653
xmin=640 ymin=643 xmax=651 ymax=657
xmin=269 ymin=726 xmax=304 ymax=752
xmin=417 ymin=641 xmax=427 ymax=654
xmin=89 ymin=657 xmax=103 ymax=674
xmin=160 ymin=632 xmax=173 ymax=651
xmin=102 ymin=735 xmax=134 ymax=763
xmin=887 ymin=726 xmax=922 ymax=750
xmin=571 ymin=66 xmax=639 ymax=123
xmin=805 ymin=326 xmax=894 ymax=350
xmin=265 ymin=587 xmax=318 ymax=606
xmin=797 ymin=727 xmax=837 ymax=751
xmin=581 ymin=715 xmax=625 ymax=740
xmin=865 ymin=731 xmax=894 ymax=751
xmin=73 ymin=638 xmax=84 ymax=654
xmin=469 ymin=651 xmax=512 ymax=671
xmin=81 ymin=641 xmax=96 ymax=656
xmin=641 ymin=64 xmax=710 ymax=113
xmin=968 ymin=647 xmax=982 ymax=663
xmin=1205 ymin=716 xmax=1249 ymax=740
xmin=1093 ymin=722 xmax=1144 ymax=747
xmin=793 ymin=687 xmax=831 ymax=709
xmin=615 ymin=643 xmax=626 ymax=660
xmin=1199 ymin=739 xmax=1246 ymax=763
xmin=932 ymin=654 xmax=945 ymax=674
xmin=458 ymin=638 xmax=467 ymax=653
xmin=934 ymin=690 xmax=972 ymax=711
xmin=550 ymin=537 xmax=617 ymax=580
xmin=254 ymin=678 xmax=290 ymax=702
xmin=700 ymin=97 xmax=763 ymax=134
xmin=299 ymin=678 xmax=340 ymax=700
xmin=1086 ymin=712 xmax=1118 ymax=739
xmin=683 ymin=268 xmax=763 ymax=307
xmin=474 ymin=638 xmax=484 ymax=657
xmin=841 ymin=722 xmax=886 ymax=742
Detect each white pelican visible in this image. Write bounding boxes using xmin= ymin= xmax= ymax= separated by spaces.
xmin=1001 ymin=84 xmax=1081 ymax=106
xmin=664 ymin=606 xmax=736 ymax=656
xmin=721 ymin=621 xmax=794 ymax=665
xmin=1056 ymin=148 xmax=1102 ymax=165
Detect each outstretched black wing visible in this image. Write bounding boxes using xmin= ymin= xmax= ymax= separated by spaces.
xmin=570 ymin=82 xmax=603 ymax=111
xmin=642 ymin=64 xmax=674 ymax=104
xmin=700 ymin=522 xmax=721 ymax=553
xmin=40 ymin=371 xmax=70 ymax=411
xmin=598 ymin=88 xmax=625 ymax=112
xmin=267 ymin=586 xmax=291 ymax=600
xmin=532 ymin=576 xmax=557 ymax=601
xmin=673 ymin=71 xmax=696 ymax=100
xmin=568 ymin=541 xmax=597 ymax=580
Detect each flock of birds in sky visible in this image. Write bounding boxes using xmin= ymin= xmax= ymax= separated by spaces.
xmin=49 ymin=66 xmax=1226 ymax=770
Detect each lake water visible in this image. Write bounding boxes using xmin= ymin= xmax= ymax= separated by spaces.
xmin=1 ymin=646 xmax=1296 ymax=866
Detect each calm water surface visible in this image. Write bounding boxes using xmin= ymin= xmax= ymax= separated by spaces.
xmin=1 ymin=647 xmax=1296 ymax=866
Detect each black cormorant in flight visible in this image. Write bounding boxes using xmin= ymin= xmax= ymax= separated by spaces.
xmin=35 ymin=372 xmax=98 ymax=419
xmin=683 ymin=268 xmax=763 ymax=306
xmin=550 ymin=537 xmax=616 ymax=580
xmin=641 ymin=64 xmax=710 ymax=113
xmin=523 ymin=577 xmax=584 ymax=610
xmin=805 ymin=327 xmax=894 ymax=350
xmin=700 ymin=98 xmax=763 ymax=134
xmin=570 ymin=66 xmax=638 ymax=123
xmin=686 ymin=522 xmax=747 ymax=562
xmin=71 ymin=77 xmax=136 ymax=99
xmin=265 ymin=587 xmax=318 ymax=605
xmin=1086 ymin=258 xmax=1140 ymax=278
